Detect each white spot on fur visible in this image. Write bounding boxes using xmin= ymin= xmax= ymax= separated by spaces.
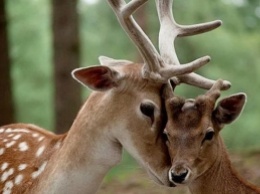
xmin=38 ymin=136 xmax=44 ymax=142
xmin=1 ymin=163 xmax=9 ymax=171
xmin=0 ymin=128 xmax=4 ymax=133
xmin=13 ymin=134 xmax=21 ymax=140
xmin=18 ymin=164 xmax=27 ymax=171
xmin=19 ymin=142 xmax=29 ymax=151
xmin=7 ymin=134 xmax=14 ymax=138
xmin=3 ymin=180 xmax=14 ymax=194
xmin=36 ymin=146 xmax=45 ymax=157
xmin=3 ymin=139 xmax=8 ymax=143
xmin=6 ymin=141 xmax=16 ymax=148
xmin=5 ymin=128 xmax=12 ymax=133
xmin=0 ymin=148 xmax=5 ymax=155
xmin=32 ymin=133 xmax=39 ymax=137
xmin=31 ymin=161 xmax=47 ymax=179
xmin=12 ymin=129 xmax=29 ymax=133
xmin=14 ymin=174 xmax=23 ymax=185
xmin=1 ymin=168 xmax=14 ymax=182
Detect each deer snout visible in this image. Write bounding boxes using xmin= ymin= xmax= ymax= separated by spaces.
xmin=169 ymin=164 xmax=191 ymax=184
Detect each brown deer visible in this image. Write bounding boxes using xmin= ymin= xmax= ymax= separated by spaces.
xmin=0 ymin=0 xmax=230 ymax=193
xmin=163 ymin=80 xmax=260 ymax=194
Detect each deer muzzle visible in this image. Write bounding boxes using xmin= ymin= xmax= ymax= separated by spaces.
xmin=169 ymin=164 xmax=191 ymax=185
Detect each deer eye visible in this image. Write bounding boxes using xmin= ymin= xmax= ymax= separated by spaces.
xmin=140 ymin=102 xmax=155 ymax=122
xmin=204 ymin=130 xmax=215 ymax=141
xmin=201 ymin=129 xmax=215 ymax=146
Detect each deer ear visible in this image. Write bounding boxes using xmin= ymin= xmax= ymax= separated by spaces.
xmin=98 ymin=56 xmax=133 ymax=66
xmin=213 ymin=93 xmax=247 ymax=126
xmin=71 ymin=66 xmax=121 ymax=91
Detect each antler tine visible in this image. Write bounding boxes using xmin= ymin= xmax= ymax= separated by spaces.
xmin=156 ymin=0 xmax=231 ymax=90
xmin=205 ymin=79 xmax=223 ymax=101
xmin=178 ymin=73 xmax=231 ymax=90
xmin=107 ymin=0 xmax=209 ymax=82
xmin=177 ymin=20 xmax=222 ymax=37
xmin=107 ymin=0 xmax=161 ymax=73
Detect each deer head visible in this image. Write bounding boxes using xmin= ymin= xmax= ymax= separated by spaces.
xmin=163 ymin=80 xmax=246 ymax=187
xmin=70 ymin=0 xmax=231 ymax=187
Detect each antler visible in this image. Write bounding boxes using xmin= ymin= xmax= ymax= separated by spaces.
xmin=107 ymin=0 xmax=231 ymax=90
xmin=156 ymin=0 xmax=230 ymax=90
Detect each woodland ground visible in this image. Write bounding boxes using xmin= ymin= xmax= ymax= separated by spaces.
xmin=97 ymin=151 xmax=260 ymax=194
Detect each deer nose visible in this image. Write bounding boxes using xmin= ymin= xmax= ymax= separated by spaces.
xmin=169 ymin=167 xmax=189 ymax=184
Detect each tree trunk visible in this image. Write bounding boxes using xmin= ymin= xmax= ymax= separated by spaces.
xmin=0 ymin=0 xmax=15 ymax=126
xmin=51 ymin=0 xmax=81 ymax=134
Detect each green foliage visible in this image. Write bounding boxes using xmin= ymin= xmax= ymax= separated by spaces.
xmin=7 ymin=0 xmax=53 ymax=130
xmin=6 ymin=0 xmax=260 ymax=151
xmin=79 ymin=1 xmax=137 ymax=64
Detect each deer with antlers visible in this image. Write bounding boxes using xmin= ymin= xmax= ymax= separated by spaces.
xmin=0 ymin=0 xmax=230 ymax=193
xmin=163 ymin=80 xmax=260 ymax=194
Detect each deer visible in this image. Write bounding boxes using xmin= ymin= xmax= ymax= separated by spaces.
xmin=0 ymin=0 xmax=230 ymax=193
xmin=163 ymin=79 xmax=260 ymax=194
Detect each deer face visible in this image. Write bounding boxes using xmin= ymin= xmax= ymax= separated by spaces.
xmin=72 ymin=58 xmax=172 ymax=186
xmin=163 ymin=80 xmax=246 ymax=186
xmin=118 ymin=86 xmax=170 ymax=185
xmin=106 ymin=65 xmax=171 ymax=185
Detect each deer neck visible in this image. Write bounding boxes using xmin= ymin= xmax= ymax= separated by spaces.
xmin=63 ymin=91 xmax=123 ymax=167
xmin=189 ymin=138 xmax=260 ymax=194
xmin=32 ymin=92 xmax=123 ymax=194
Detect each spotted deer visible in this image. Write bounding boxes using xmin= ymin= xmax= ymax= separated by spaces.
xmin=163 ymin=80 xmax=260 ymax=194
xmin=0 ymin=0 xmax=230 ymax=194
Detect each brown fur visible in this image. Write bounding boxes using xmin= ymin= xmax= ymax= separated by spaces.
xmin=0 ymin=63 xmax=171 ymax=194
xmin=0 ymin=124 xmax=66 ymax=193
xmin=164 ymin=82 xmax=260 ymax=194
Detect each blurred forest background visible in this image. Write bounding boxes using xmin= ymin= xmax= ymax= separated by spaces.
xmin=0 ymin=0 xmax=260 ymax=192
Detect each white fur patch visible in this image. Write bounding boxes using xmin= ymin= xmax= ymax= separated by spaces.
xmin=19 ymin=142 xmax=29 ymax=151
xmin=31 ymin=161 xmax=48 ymax=179
xmin=14 ymin=174 xmax=23 ymax=185
xmin=7 ymin=134 xmax=14 ymax=138
xmin=3 ymin=180 xmax=14 ymax=194
xmin=18 ymin=164 xmax=27 ymax=171
xmin=13 ymin=134 xmax=21 ymax=140
xmin=1 ymin=168 xmax=14 ymax=182
xmin=0 ymin=128 xmax=4 ymax=133
xmin=32 ymin=133 xmax=39 ymax=138
xmin=1 ymin=163 xmax=9 ymax=171
xmin=6 ymin=141 xmax=16 ymax=148
xmin=5 ymin=128 xmax=12 ymax=133
xmin=36 ymin=146 xmax=45 ymax=157
xmin=0 ymin=148 xmax=5 ymax=155
xmin=38 ymin=136 xmax=44 ymax=142
xmin=12 ymin=129 xmax=30 ymax=133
